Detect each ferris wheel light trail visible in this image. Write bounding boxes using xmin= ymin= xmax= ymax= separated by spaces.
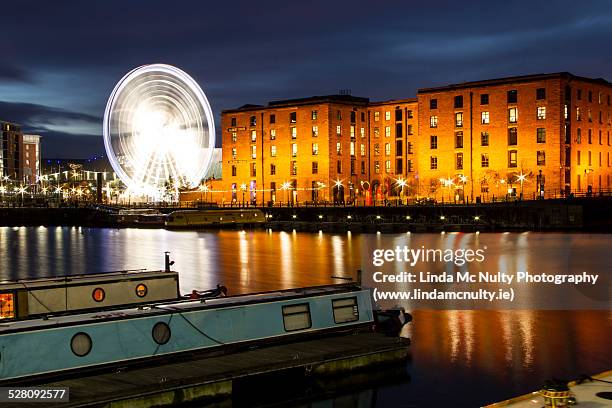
xmin=103 ymin=64 xmax=215 ymax=198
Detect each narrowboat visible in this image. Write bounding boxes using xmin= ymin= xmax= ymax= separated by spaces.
xmin=0 ymin=255 xmax=402 ymax=383
xmin=114 ymin=209 xmax=167 ymax=227
xmin=165 ymin=208 xmax=265 ymax=228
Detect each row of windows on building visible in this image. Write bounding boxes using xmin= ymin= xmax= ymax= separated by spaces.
xmin=575 ymin=129 xmax=612 ymax=145
xmin=429 ymin=150 xmax=612 ymax=171
xmin=230 ymin=109 xmax=417 ymax=129
xmin=430 ymin=151 xmax=539 ymax=170
xmin=373 ymin=110 xmax=414 ymax=121
xmin=231 ymin=139 xmax=417 ymax=161
xmin=231 ymin=128 xmax=611 ymax=163
xmin=229 ymin=123 xmax=415 ymax=143
xmin=230 ymin=157 xmax=414 ymax=178
xmin=428 ymin=88 xmax=612 ymax=110
xmin=429 ymin=128 xmax=548 ymax=149
xmin=429 ymin=106 xmax=547 ymax=128
xmin=576 ymin=150 xmax=612 ymax=167
xmin=574 ymin=106 xmax=612 ymax=123
xmin=232 ymin=147 xmax=612 ymax=177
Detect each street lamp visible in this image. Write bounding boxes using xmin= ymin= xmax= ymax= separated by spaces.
xmin=516 ymin=172 xmax=527 ymax=200
xmin=280 ymin=181 xmax=291 ymax=205
xmin=334 ymin=179 xmax=344 ymax=205
xmin=440 ymin=177 xmax=454 ymax=203
xmin=17 ymin=185 xmax=27 ymax=206
xmin=316 ymin=181 xmax=326 ymax=204
xmin=459 ymin=175 xmax=467 ymax=203
xmin=240 ymin=183 xmax=247 ymax=207
xmin=199 ymin=183 xmax=209 ymax=203
xmin=395 ymin=177 xmax=407 ymax=205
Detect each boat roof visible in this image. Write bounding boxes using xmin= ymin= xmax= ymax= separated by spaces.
xmin=0 ymin=270 xmax=177 ymax=290
xmin=0 ymin=284 xmax=364 ymax=335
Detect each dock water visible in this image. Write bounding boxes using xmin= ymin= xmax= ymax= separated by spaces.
xmin=17 ymin=332 xmax=409 ymax=407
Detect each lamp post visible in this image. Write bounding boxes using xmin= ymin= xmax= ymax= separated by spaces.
xmin=395 ymin=177 xmax=407 ymax=205
xmin=280 ymin=182 xmax=291 ymax=206
xmin=517 ymin=172 xmax=527 ymax=201
xmin=459 ymin=175 xmax=467 ymax=203
xmin=199 ymin=183 xmax=209 ymax=204
xmin=334 ymin=179 xmax=344 ymax=206
xmin=240 ymin=183 xmax=247 ymax=207
xmin=536 ymin=170 xmax=545 ymax=199
xmin=498 ymin=178 xmax=505 ymax=201
xmin=440 ymin=177 xmax=454 ymax=203
xmin=17 ymin=186 xmax=27 ymax=206
xmin=316 ymin=181 xmax=326 ymax=204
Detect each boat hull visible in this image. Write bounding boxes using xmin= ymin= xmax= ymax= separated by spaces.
xmin=0 ymin=287 xmax=373 ymax=382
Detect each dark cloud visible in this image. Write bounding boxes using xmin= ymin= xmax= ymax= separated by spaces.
xmin=0 ymin=0 xmax=611 ymax=157
xmin=35 ymin=131 xmax=104 ymax=158
xmin=0 ymin=101 xmax=100 ymax=127
xmin=0 ymin=101 xmax=102 ymax=158
xmin=0 ymin=64 xmax=32 ymax=83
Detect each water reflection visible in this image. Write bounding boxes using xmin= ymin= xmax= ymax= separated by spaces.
xmin=0 ymin=228 xmax=610 ymax=407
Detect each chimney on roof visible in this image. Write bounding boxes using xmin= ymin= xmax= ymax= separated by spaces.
xmin=339 ymin=89 xmax=352 ymax=95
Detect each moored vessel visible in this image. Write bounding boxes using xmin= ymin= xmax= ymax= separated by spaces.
xmin=0 ymin=255 xmax=401 ymax=384
xmin=165 ymin=208 xmax=265 ymax=228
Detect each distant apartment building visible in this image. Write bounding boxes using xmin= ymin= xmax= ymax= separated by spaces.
xmin=22 ymin=134 xmax=42 ymax=185
xmin=217 ymin=72 xmax=612 ymax=204
xmin=0 ymin=121 xmax=23 ymax=181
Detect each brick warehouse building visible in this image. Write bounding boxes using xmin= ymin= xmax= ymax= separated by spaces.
xmin=216 ymin=72 xmax=612 ymax=205
xmin=221 ymin=95 xmax=371 ymax=205
xmin=417 ymin=72 xmax=612 ymax=202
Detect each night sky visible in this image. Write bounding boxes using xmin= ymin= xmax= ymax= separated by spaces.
xmin=1 ymin=0 xmax=611 ymax=158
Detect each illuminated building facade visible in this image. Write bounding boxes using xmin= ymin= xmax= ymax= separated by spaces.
xmin=367 ymin=99 xmax=419 ymax=202
xmin=221 ymin=95 xmax=371 ymax=205
xmin=218 ymin=72 xmax=612 ymax=204
xmin=22 ymin=134 xmax=42 ymax=185
xmin=0 ymin=121 xmax=23 ymax=181
xmin=417 ymin=72 xmax=612 ymax=201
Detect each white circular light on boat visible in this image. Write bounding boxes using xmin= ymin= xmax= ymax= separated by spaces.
xmin=103 ymin=64 xmax=215 ymax=197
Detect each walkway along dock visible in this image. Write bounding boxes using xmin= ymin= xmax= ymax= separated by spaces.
xmin=16 ymin=332 xmax=409 ymax=407
xmin=2 ymin=197 xmax=612 ymax=231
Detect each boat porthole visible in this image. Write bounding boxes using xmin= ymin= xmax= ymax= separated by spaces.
xmin=135 ymin=283 xmax=148 ymax=298
xmin=92 ymin=287 xmax=105 ymax=302
xmin=152 ymin=322 xmax=171 ymax=345
xmin=71 ymin=332 xmax=92 ymax=357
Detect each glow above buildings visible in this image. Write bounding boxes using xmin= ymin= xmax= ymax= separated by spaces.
xmin=103 ymin=64 xmax=215 ymax=197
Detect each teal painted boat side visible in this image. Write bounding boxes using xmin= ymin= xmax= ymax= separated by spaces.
xmin=0 ymin=290 xmax=373 ymax=381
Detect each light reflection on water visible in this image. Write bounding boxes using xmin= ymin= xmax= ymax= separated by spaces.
xmin=0 ymin=227 xmax=610 ymax=407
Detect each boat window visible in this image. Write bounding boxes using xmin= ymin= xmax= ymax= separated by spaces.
xmin=0 ymin=292 xmax=15 ymax=320
xmin=332 ymin=297 xmax=359 ymax=323
xmin=71 ymin=332 xmax=92 ymax=357
xmin=152 ymin=322 xmax=171 ymax=345
xmin=282 ymin=303 xmax=312 ymax=332
xmin=92 ymin=288 xmax=105 ymax=302
xmin=135 ymin=284 xmax=148 ymax=298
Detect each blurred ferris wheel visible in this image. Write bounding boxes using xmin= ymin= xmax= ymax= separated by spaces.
xmin=103 ymin=64 xmax=215 ymax=197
